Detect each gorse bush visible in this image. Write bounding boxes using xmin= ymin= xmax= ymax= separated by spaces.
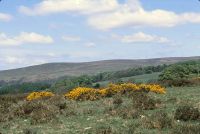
xmin=64 ymin=87 xmax=100 ymax=101
xmin=64 ymin=83 xmax=166 ymax=101
xmin=26 ymin=91 xmax=55 ymax=101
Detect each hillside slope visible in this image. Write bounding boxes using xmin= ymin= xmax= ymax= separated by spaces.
xmin=1 ymin=56 xmax=200 ymax=82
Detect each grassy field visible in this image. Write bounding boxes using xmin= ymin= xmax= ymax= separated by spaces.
xmin=0 ymin=86 xmax=199 ymax=134
xmin=96 ymin=72 xmax=160 ymax=86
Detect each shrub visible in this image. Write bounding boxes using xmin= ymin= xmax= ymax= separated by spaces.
xmin=9 ymin=100 xmax=59 ymax=124
xmin=64 ymin=87 xmax=100 ymax=101
xmin=93 ymin=83 xmax=101 ymax=88
xmin=131 ymin=92 xmax=159 ymax=110
xmin=112 ymin=94 xmax=123 ymax=106
xmin=174 ymin=105 xmax=200 ymax=121
xmin=0 ymin=94 xmax=26 ymax=103
xmin=64 ymin=83 xmax=166 ymax=101
xmin=26 ymin=91 xmax=54 ymax=101
xmin=141 ymin=111 xmax=173 ymax=129
xmin=117 ymin=106 xmax=141 ymax=119
xmin=30 ymin=103 xmax=58 ymax=124
xmin=105 ymin=101 xmax=141 ymax=119
xmin=47 ymin=95 xmax=67 ymax=110
xmin=161 ymin=79 xmax=200 ymax=87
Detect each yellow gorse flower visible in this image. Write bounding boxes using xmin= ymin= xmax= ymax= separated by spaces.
xmin=26 ymin=91 xmax=54 ymax=101
xmin=64 ymin=83 xmax=166 ymax=100
xmin=64 ymin=87 xmax=100 ymax=101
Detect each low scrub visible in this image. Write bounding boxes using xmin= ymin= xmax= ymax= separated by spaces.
xmin=161 ymin=78 xmax=200 ymax=87
xmin=64 ymin=83 xmax=166 ymax=101
xmin=141 ymin=111 xmax=173 ymax=129
xmin=174 ymin=105 xmax=200 ymax=121
xmin=130 ymin=91 xmax=161 ymax=110
xmin=26 ymin=91 xmax=55 ymax=101
xmin=0 ymin=95 xmax=74 ymax=124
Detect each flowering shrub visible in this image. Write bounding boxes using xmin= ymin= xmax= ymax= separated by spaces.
xmin=138 ymin=84 xmax=166 ymax=94
xmin=98 ymin=88 xmax=108 ymax=97
xmin=65 ymin=83 xmax=166 ymax=100
xmin=26 ymin=91 xmax=54 ymax=101
xmin=64 ymin=87 xmax=100 ymax=101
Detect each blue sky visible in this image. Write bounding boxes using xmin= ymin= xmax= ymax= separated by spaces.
xmin=0 ymin=0 xmax=200 ymax=70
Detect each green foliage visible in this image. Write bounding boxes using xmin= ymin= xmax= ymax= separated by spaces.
xmin=52 ymin=64 xmax=167 ymax=93
xmin=92 ymin=64 xmax=167 ymax=82
xmin=0 ymin=83 xmax=50 ymax=95
xmin=51 ymin=75 xmax=93 ymax=93
xmin=159 ymin=60 xmax=200 ymax=86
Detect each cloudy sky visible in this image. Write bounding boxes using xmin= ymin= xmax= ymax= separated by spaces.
xmin=0 ymin=0 xmax=200 ymax=70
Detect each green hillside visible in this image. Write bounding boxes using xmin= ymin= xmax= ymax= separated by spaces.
xmin=1 ymin=56 xmax=200 ymax=83
xmin=95 ymin=72 xmax=160 ymax=87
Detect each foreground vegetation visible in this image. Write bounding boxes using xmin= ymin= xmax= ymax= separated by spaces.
xmin=0 ymin=85 xmax=199 ymax=134
xmin=0 ymin=60 xmax=200 ymax=133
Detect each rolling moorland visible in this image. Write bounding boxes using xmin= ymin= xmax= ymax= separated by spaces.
xmin=0 ymin=58 xmax=200 ymax=134
xmin=1 ymin=56 xmax=200 ymax=83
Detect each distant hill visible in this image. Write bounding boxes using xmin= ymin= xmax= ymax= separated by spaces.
xmin=1 ymin=56 xmax=200 ymax=83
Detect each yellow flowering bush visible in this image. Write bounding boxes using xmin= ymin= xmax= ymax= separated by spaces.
xmin=64 ymin=87 xmax=100 ymax=101
xmin=98 ymin=88 xmax=108 ymax=97
xmin=100 ymin=83 xmax=166 ymax=97
xmin=26 ymin=91 xmax=55 ymax=101
xmin=64 ymin=83 xmax=166 ymax=101
xmin=138 ymin=84 xmax=166 ymax=94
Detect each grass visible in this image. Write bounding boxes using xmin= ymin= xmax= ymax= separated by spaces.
xmin=0 ymin=86 xmax=199 ymax=134
xmin=95 ymin=72 xmax=160 ymax=86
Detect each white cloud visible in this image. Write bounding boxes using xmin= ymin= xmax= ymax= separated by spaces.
xmin=19 ymin=0 xmax=200 ymax=30
xmin=4 ymin=56 xmax=23 ymax=64
xmin=0 ymin=32 xmax=54 ymax=46
xmin=62 ymin=35 xmax=81 ymax=42
xmin=85 ymin=42 xmax=96 ymax=47
xmin=112 ymin=32 xmax=170 ymax=43
xmin=0 ymin=50 xmax=57 ymax=69
xmin=19 ymin=0 xmax=119 ymax=15
xmin=0 ymin=13 xmax=12 ymax=21
xmin=88 ymin=5 xmax=200 ymax=30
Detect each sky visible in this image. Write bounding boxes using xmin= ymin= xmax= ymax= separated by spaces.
xmin=0 ymin=0 xmax=200 ymax=70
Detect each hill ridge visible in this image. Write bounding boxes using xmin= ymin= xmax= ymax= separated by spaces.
xmin=1 ymin=56 xmax=200 ymax=83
